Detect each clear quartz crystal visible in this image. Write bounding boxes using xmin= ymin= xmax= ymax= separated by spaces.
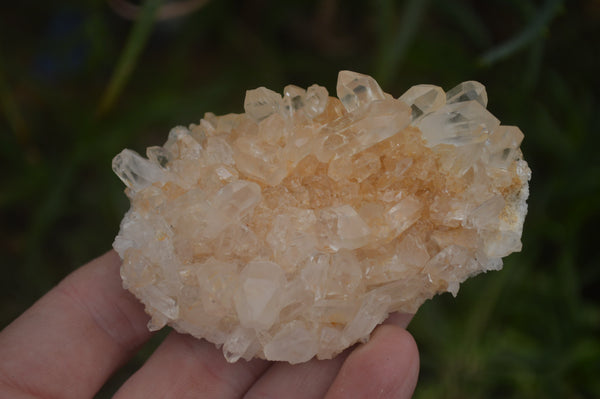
xmin=244 ymin=87 xmax=284 ymax=122
xmin=283 ymin=85 xmax=306 ymax=117
xmin=446 ymin=80 xmax=488 ymax=107
xmin=336 ymin=70 xmax=386 ymax=112
xmin=263 ymin=321 xmax=319 ymax=363
xmin=399 ymin=84 xmax=446 ymax=122
xmin=417 ymin=100 xmax=500 ymax=147
xmin=112 ymin=149 xmax=170 ymax=191
xmin=234 ymin=261 xmax=286 ymax=330
xmin=113 ymin=71 xmax=530 ymax=364
xmin=486 ymin=125 xmax=525 ymax=168
xmin=223 ymin=326 xmax=256 ymax=363
xmin=304 ymin=84 xmax=329 ymax=118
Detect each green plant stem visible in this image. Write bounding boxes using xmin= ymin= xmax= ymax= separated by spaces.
xmin=374 ymin=0 xmax=429 ymax=87
xmin=479 ymin=0 xmax=563 ymax=66
xmin=97 ymin=0 xmax=163 ymax=116
xmin=0 ymin=59 xmax=28 ymax=141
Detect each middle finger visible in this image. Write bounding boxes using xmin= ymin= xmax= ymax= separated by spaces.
xmin=113 ymin=331 xmax=270 ymax=399
xmin=243 ymin=351 xmax=350 ymax=399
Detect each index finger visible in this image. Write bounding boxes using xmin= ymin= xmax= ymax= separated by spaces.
xmin=0 ymin=250 xmax=153 ymax=399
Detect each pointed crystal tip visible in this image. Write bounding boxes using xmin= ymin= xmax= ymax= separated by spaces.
xmin=112 ymin=149 xmax=169 ymax=191
xmin=399 ymin=84 xmax=446 ymax=122
xmin=446 ymin=81 xmax=488 ymax=107
xmin=244 ymin=87 xmax=284 ymax=122
xmin=336 ymin=70 xmax=385 ymax=112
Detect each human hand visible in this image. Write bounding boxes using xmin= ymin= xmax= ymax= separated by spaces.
xmin=0 ymin=251 xmax=419 ymax=398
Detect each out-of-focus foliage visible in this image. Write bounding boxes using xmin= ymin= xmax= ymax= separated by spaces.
xmin=1 ymin=0 xmax=598 ymax=397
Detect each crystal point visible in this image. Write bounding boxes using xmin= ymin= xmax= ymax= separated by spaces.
xmin=400 ymin=84 xmax=446 ymax=122
xmin=446 ymin=80 xmax=488 ymax=107
xmin=336 ymin=70 xmax=386 ymax=112
xmin=244 ymin=87 xmax=284 ymax=122
xmin=304 ymin=84 xmax=329 ymax=118
xmin=417 ymin=100 xmax=500 ymax=147
xmin=112 ymin=149 xmax=169 ymax=191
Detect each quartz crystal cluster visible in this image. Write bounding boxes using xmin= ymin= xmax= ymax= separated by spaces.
xmin=113 ymin=71 xmax=530 ymax=364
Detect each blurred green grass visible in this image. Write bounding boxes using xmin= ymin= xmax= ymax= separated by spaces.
xmin=1 ymin=0 xmax=599 ymax=397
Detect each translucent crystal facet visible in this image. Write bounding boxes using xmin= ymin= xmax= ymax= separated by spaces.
xmin=244 ymin=87 xmax=284 ymax=122
xmin=446 ymin=80 xmax=488 ymax=107
xmin=112 ymin=149 xmax=170 ymax=191
xmin=282 ymin=85 xmax=306 ymax=117
xmin=417 ymin=100 xmax=500 ymax=147
xmin=336 ymin=70 xmax=386 ymax=112
xmin=113 ymin=72 xmax=530 ymax=364
xmin=234 ymin=261 xmax=286 ymax=330
xmin=399 ymin=84 xmax=446 ymax=122
xmin=304 ymin=84 xmax=329 ymax=118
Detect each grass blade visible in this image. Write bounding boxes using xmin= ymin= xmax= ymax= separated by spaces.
xmin=479 ymin=0 xmax=563 ymax=66
xmin=97 ymin=0 xmax=163 ymax=116
xmin=374 ymin=0 xmax=430 ymax=86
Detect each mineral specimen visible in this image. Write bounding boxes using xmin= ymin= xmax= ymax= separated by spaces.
xmin=112 ymin=71 xmax=530 ymax=364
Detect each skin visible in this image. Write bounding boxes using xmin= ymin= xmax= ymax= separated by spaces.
xmin=0 ymin=251 xmax=419 ymax=398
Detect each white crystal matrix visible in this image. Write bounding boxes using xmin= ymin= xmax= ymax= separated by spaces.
xmin=113 ymin=71 xmax=530 ymax=364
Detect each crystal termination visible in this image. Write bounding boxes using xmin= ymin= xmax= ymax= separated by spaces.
xmin=113 ymin=71 xmax=531 ymax=364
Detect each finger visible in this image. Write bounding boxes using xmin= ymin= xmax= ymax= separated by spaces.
xmin=243 ymin=351 xmax=349 ymax=399
xmin=0 ymin=251 xmax=153 ymax=399
xmin=114 ymin=331 xmax=270 ymax=399
xmin=242 ymin=312 xmax=413 ymax=399
xmin=324 ymin=325 xmax=419 ymax=399
xmin=384 ymin=312 xmax=414 ymax=328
